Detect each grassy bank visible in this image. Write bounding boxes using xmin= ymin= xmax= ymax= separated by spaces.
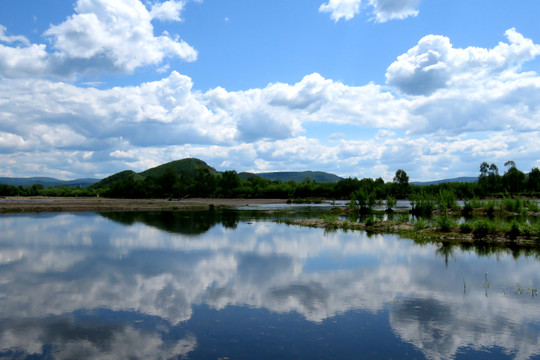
xmin=279 ymin=205 xmax=540 ymax=253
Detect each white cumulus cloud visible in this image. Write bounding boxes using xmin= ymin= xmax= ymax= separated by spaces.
xmin=150 ymin=0 xmax=187 ymax=21
xmin=0 ymin=0 xmax=197 ymax=79
xmin=368 ymin=0 xmax=420 ymax=23
xmin=319 ymin=0 xmax=362 ymax=22
xmin=386 ymin=28 xmax=540 ymax=95
xmin=0 ymin=20 xmax=539 ymax=181
xmin=0 ymin=25 xmax=30 ymax=45
xmin=319 ymin=0 xmax=420 ymax=22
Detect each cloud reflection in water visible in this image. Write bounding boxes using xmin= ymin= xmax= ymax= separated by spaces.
xmin=0 ymin=212 xmax=539 ymax=359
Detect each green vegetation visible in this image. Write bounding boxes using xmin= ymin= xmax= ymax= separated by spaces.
xmin=139 ymin=158 xmax=218 ymax=178
xmin=349 ymin=189 xmax=376 ymax=213
xmin=459 ymin=222 xmax=473 ymax=234
xmin=3 ymin=157 xmax=539 ymax=255
xmin=410 ymin=191 xmax=435 ymax=216
xmin=413 ymin=219 xmax=429 ymax=231
xmin=434 ymin=215 xmax=456 ymax=232
xmin=385 ymin=195 xmax=397 ymax=212
xmin=1 ymin=159 xmax=540 ymax=207
xmin=239 ymin=171 xmax=342 ymax=183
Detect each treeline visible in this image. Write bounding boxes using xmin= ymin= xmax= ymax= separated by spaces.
xmin=0 ymin=183 xmax=98 ymax=197
xmin=1 ymin=162 xmax=539 ymax=200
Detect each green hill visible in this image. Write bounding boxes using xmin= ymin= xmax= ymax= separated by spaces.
xmin=239 ymin=171 xmax=342 ymax=183
xmin=89 ymin=170 xmax=140 ymax=190
xmin=140 ymin=158 xmax=218 ymax=178
xmin=90 ymin=158 xmax=218 ymax=190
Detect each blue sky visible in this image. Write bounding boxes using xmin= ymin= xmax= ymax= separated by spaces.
xmin=0 ymin=0 xmax=539 ymax=181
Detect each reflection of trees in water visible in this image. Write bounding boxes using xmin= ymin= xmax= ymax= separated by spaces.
xmin=99 ymin=210 xmax=241 ymax=235
xmin=98 ymin=209 xmax=331 ymax=236
xmin=435 ymin=243 xmax=454 ymax=268
xmin=416 ymin=239 xmax=540 ymax=263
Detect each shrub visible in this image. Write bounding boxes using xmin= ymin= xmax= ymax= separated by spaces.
xmin=473 ymin=220 xmax=494 ymax=239
xmin=469 ymin=197 xmax=483 ymax=209
xmin=503 ymin=196 xmax=522 ymax=213
xmin=484 ymin=200 xmax=497 ymax=217
xmin=527 ymin=200 xmax=539 ymax=213
xmin=414 ymin=219 xmax=429 ymax=231
xmin=435 ymin=215 xmax=455 ymax=232
xmin=459 ymin=222 xmax=473 ymax=233
xmin=365 ymin=216 xmax=375 ymax=227
xmin=397 ymin=213 xmax=410 ymax=224
xmin=410 ymin=191 xmax=435 ymax=216
xmin=462 ymin=201 xmax=473 ymax=216
xmin=349 ymin=190 xmax=375 ymax=213
xmin=437 ymin=189 xmax=458 ymax=212
xmin=534 ymin=224 xmax=540 ymax=238
xmin=507 ymin=221 xmax=521 ymax=240
xmin=386 ymin=195 xmax=397 ymax=212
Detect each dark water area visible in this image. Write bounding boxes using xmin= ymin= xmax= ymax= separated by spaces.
xmin=0 ymin=211 xmax=539 ymax=359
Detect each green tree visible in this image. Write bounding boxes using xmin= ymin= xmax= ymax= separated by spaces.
xmin=528 ymin=167 xmax=540 ymax=192
xmin=190 ymin=168 xmax=216 ymax=197
xmin=478 ymin=162 xmax=502 ymax=194
xmin=218 ymin=170 xmax=241 ymax=197
xmin=502 ymin=161 xmax=525 ymax=194
xmin=350 ymin=189 xmax=375 ymax=213
xmin=335 ymin=178 xmax=360 ymax=199
xmin=393 ymin=169 xmax=409 ymax=198
xmin=385 ymin=195 xmax=397 ymax=212
xmin=158 ymin=167 xmax=179 ymax=197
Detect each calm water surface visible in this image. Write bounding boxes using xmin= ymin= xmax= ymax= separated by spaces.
xmin=0 ymin=211 xmax=539 ymax=359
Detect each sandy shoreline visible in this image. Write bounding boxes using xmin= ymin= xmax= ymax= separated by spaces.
xmin=0 ymin=197 xmax=288 ymax=213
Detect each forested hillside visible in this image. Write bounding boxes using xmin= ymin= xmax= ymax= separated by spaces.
xmin=1 ymin=158 xmax=539 ymax=201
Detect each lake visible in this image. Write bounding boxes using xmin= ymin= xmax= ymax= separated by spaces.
xmin=0 ymin=210 xmax=539 ymax=359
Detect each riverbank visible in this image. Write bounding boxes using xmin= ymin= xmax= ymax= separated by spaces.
xmin=0 ymin=197 xmax=288 ymax=213
xmin=2 ymin=196 xmax=539 ymax=252
xmin=280 ymin=216 xmax=540 ymax=251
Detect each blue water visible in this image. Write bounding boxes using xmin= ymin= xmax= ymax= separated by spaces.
xmin=0 ymin=211 xmax=539 ymax=359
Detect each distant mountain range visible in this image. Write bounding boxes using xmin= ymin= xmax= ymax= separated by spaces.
xmin=411 ymin=177 xmax=478 ymax=186
xmin=0 ymin=177 xmax=99 ymax=188
xmin=0 ymin=158 xmax=479 ymax=188
xmin=239 ymin=171 xmax=342 ymax=183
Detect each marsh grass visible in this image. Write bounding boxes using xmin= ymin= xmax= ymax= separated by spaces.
xmin=459 ymin=222 xmax=473 ymax=234
xmin=320 ymin=213 xmax=339 ymax=230
xmin=469 ymin=197 xmax=484 ymax=209
xmin=435 ymin=215 xmax=456 ymax=232
xmin=503 ymin=196 xmax=523 ymax=213
xmin=462 ymin=201 xmax=474 ymax=217
xmin=386 ymin=195 xmax=397 ymax=212
xmin=507 ymin=221 xmax=521 ymax=240
xmin=524 ymin=199 xmax=539 ymax=212
xmin=414 ymin=219 xmax=429 ymax=231
xmin=410 ymin=191 xmax=435 ymax=216
xmin=365 ymin=216 xmax=375 ymax=227
xmin=436 ymin=189 xmax=459 ymax=212
xmin=472 ymin=219 xmax=495 ymax=239
xmin=320 ymin=213 xmax=338 ymax=223
xmin=396 ymin=213 xmax=410 ymax=224
xmin=484 ymin=200 xmax=499 ymax=217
